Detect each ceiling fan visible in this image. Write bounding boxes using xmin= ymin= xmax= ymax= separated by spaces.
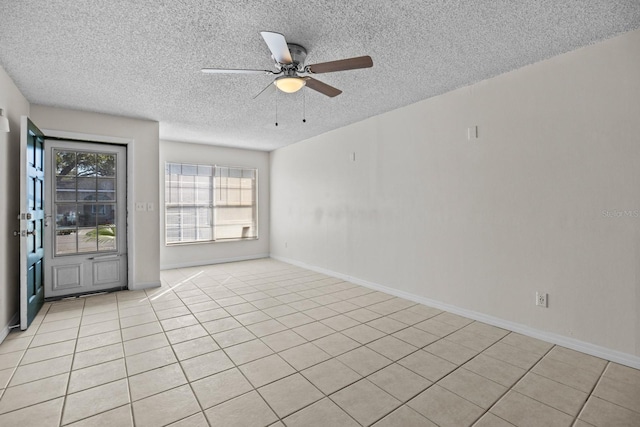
xmin=201 ymin=31 xmax=373 ymax=98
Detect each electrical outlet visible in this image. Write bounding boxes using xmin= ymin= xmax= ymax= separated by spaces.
xmin=536 ymin=292 xmax=548 ymax=308
xmin=467 ymin=125 xmax=478 ymax=140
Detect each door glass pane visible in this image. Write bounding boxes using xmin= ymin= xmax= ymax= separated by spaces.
xmin=56 ymin=230 xmax=77 ymax=254
xmin=96 ymin=154 xmax=115 ymax=177
xmin=56 ymin=176 xmax=76 ymax=201
xmin=77 ymin=153 xmax=96 ymax=177
xmin=96 ymin=204 xmax=116 ymax=225
xmin=77 ymin=177 xmax=97 ymax=201
xmin=97 ymin=224 xmax=117 ymax=251
xmin=56 ymin=204 xmax=77 ymax=227
xmin=77 ymin=228 xmax=97 ymax=253
xmin=97 ymin=178 xmax=116 ymax=201
xmin=77 ymin=204 xmax=97 ymax=227
xmin=56 ymin=151 xmax=76 ymax=176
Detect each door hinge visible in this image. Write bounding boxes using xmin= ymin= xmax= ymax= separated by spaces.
xmin=17 ymin=213 xmax=32 ymax=220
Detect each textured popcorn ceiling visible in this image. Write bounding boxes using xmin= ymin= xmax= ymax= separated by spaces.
xmin=1 ymin=1 xmax=639 ymax=151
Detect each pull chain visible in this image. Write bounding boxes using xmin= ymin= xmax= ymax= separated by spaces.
xmin=275 ymin=89 xmax=278 ymax=127
xmin=302 ymin=90 xmax=306 ymax=123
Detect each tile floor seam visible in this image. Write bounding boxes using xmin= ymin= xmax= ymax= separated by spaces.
xmin=572 ymin=361 xmax=611 ymax=425
xmin=529 ymin=354 xmax=609 ymax=395
xmin=474 ymin=338 xmax=546 ymax=371
xmin=513 ymin=372 xmax=594 ymax=417
xmin=480 ymin=343 xmax=565 ymax=425
xmin=303 ymin=372 xmax=361 ymax=398
xmin=2 ymin=305 xmax=50 ymax=397
xmin=256 ymin=379 xmax=325 ymax=423
xmin=55 ymin=299 xmax=84 ymax=427
xmin=576 ymin=397 xmax=640 ymax=425
xmin=117 ymin=297 xmax=138 ymax=427
xmin=59 ymin=402 xmax=131 ymax=427
xmin=202 ymin=326 xmax=284 ymax=426
xmin=160 ymin=328 xmax=214 ymax=426
xmin=481 ymin=413 xmax=518 ymax=426
xmin=380 ymin=378 xmax=433 ymax=406
xmin=288 ymin=396 xmax=363 ymax=427
xmin=0 ymin=395 xmax=64 ymax=419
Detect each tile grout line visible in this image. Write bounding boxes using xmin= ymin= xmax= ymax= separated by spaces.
xmin=57 ymin=297 xmax=85 ymax=427
xmin=0 ymin=304 xmax=51 ymax=414
xmin=572 ymin=360 xmax=610 ymax=426
xmin=475 ymin=343 xmax=558 ymax=426
xmin=118 ymin=293 xmax=139 ymax=427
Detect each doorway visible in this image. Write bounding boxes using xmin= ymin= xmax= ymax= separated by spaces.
xmin=43 ymin=140 xmax=128 ymax=299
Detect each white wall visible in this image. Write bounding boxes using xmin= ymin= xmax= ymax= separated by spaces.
xmin=30 ymin=105 xmax=161 ymax=289
xmin=160 ymin=140 xmax=270 ymax=269
xmin=271 ymin=29 xmax=640 ymax=363
xmin=0 ymin=66 xmax=30 ymax=340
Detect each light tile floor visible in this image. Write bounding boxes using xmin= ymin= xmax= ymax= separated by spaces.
xmin=0 ymin=259 xmax=638 ymax=426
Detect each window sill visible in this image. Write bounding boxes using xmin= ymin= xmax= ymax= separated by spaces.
xmin=165 ymin=237 xmax=259 ymax=247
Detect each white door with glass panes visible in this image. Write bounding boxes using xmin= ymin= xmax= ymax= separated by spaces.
xmin=44 ymin=140 xmax=127 ymax=298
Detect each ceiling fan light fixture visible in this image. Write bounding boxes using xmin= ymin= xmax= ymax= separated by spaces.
xmin=274 ymin=76 xmax=306 ymax=93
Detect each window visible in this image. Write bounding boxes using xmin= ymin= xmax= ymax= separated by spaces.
xmin=54 ymin=150 xmax=119 ymax=254
xmin=165 ymin=163 xmax=258 ymax=244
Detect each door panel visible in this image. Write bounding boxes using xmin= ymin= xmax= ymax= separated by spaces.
xmin=45 ymin=140 xmax=127 ymax=299
xmin=20 ymin=117 xmax=45 ymax=329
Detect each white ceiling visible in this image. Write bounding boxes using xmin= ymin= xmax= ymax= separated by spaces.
xmin=1 ymin=1 xmax=639 ymax=151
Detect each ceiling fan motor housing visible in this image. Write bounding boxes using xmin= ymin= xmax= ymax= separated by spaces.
xmin=286 ymin=44 xmax=307 ymax=69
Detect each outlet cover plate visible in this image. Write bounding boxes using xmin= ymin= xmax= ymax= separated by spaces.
xmin=536 ymin=292 xmax=548 ymax=308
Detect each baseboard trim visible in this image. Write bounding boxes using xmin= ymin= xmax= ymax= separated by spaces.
xmin=272 ymin=255 xmax=640 ymax=369
xmin=130 ymin=281 xmax=162 ymax=291
xmin=0 ymin=312 xmax=20 ymax=344
xmin=161 ymin=254 xmax=270 ymax=271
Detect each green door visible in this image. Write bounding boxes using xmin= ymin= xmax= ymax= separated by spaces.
xmin=20 ymin=116 xmax=45 ymax=329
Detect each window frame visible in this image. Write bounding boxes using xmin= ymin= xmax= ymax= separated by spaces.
xmin=164 ymin=162 xmax=258 ymax=246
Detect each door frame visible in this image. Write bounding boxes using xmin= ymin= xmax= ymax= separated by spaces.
xmin=42 ymin=129 xmax=136 ymax=292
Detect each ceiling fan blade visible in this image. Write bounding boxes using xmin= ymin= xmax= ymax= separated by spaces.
xmin=260 ymin=31 xmax=293 ymax=64
xmin=253 ymin=82 xmax=276 ymax=99
xmin=307 ymin=56 xmax=373 ymax=74
xmin=304 ymin=77 xmax=342 ymax=98
xmin=201 ymin=68 xmax=274 ymax=75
